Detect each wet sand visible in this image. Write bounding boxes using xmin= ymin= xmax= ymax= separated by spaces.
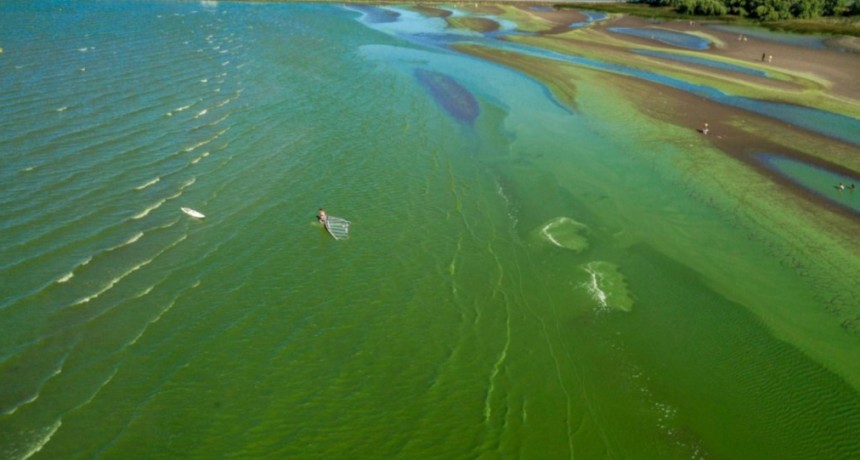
xmin=452 ymin=8 xmax=860 ymax=182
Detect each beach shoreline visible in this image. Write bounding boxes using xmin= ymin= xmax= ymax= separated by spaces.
xmin=446 ymin=4 xmax=860 ymax=389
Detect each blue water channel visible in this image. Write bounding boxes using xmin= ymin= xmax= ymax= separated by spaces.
xmin=758 ymin=153 xmax=860 ymax=214
xmin=351 ymin=6 xmax=860 ymax=147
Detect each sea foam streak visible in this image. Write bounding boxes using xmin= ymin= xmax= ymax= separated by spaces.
xmin=542 ymin=224 xmax=564 ymax=248
xmin=70 ymin=261 xmax=151 ymax=306
xmin=581 ymin=261 xmax=633 ymax=312
xmin=180 ymin=177 xmax=196 ymax=189
xmin=584 ymin=266 xmax=609 ymax=308
xmin=182 ymin=129 xmax=226 ymax=152
xmin=20 ymin=420 xmax=62 ymax=460
xmin=133 ymin=199 xmax=166 ymax=219
xmin=109 ymin=232 xmax=144 ymax=251
xmin=134 ymin=177 xmax=160 ymax=190
xmin=191 ymin=152 xmax=210 ymax=164
xmin=55 ymin=256 xmax=93 ymax=284
xmin=69 ymin=234 xmax=187 ymax=307
xmin=1 ymin=350 xmax=69 ymax=416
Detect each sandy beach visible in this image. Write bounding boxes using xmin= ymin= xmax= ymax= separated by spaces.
xmin=451 ymin=6 xmax=860 ymax=216
xmin=441 ymin=6 xmax=860 ymax=399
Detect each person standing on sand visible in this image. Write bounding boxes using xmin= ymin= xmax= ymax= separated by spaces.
xmin=702 ymin=123 xmax=709 ymax=135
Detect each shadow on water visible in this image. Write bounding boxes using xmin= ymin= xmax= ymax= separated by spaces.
xmin=413 ymin=68 xmax=479 ymax=125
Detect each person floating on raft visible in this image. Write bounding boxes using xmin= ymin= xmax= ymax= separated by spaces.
xmin=317 ymin=208 xmax=327 ymax=225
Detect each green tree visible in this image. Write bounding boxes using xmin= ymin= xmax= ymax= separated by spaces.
xmin=823 ymin=0 xmax=850 ymax=15
xmin=792 ymin=0 xmax=825 ymax=18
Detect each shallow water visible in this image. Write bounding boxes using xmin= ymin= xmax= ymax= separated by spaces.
xmin=609 ymin=26 xmax=711 ymax=49
xmin=758 ymin=153 xmax=860 ymax=214
xmin=1 ymin=2 xmax=859 ymax=459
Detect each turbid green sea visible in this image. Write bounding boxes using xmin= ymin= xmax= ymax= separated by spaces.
xmin=1 ymin=1 xmax=858 ymax=459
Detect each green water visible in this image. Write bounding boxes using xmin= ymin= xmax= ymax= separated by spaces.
xmin=1 ymin=2 xmax=858 ymax=458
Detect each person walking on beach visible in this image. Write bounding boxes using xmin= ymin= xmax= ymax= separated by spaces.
xmin=702 ymin=123 xmax=709 ymax=135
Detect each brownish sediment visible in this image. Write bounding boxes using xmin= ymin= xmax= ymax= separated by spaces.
xmin=447 ymin=16 xmax=501 ymax=33
xmin=413 ymin=5 xmax=451 ymax=18
xmin=455 ymin=8 xmax=860 ymax=225
xmin=514 ymin=5 xmax=588 ymax=34
xmin=593 ymin=14 xmax=860 ymax=101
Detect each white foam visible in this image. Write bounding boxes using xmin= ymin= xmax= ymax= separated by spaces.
xmin=166 ymin=103 xmax=193 ymax=116
xmin=70 ymin=256 xmax=153 ymax=307
xmin=494 ymin=181 xmax=518 ymax=226
xmin=2 ymin=346 xmax=69 ymax=420
xmin=180 ymin=177 xmax=196 ymax=189
xmin=20 ymin=420 xmax=62 ymax=460
xmin=56 ymin=272 xmax=74 ymax=283
xmin=191 ymin=152 xmax=209 ymax=164
xmin=134 ymin=177 xmax=160 ymax=190
xmin=210 ymin=114 xmax=230 ymax=126
xmin=133 ymin=199 xmax=166 ymax=219
xmin=2 ymin=392 xmax=39 ymax=416
xmin=183 ymin=135 xmax=215 ymax=152
xmin=115 ymin=232 xmax=144 ymax=249
xmin=583 ymin=266 xmax=609 ymax=308
xmin=134 ymin=285 xmax=155 ymax=299
xmin=541 ymin=224 xmax=564 ymax=248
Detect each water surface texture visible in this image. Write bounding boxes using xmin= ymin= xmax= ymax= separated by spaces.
xmin=1 ymin=2 xmax=859 ymax=459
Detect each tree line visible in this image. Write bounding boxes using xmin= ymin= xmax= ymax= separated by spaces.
xmin=636 ymin=0 xmax=860 ymax=20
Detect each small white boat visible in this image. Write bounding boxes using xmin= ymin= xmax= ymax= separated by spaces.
xmin=181 ymin=207 xmax=205 ymax=219
xmin=324 ymin=216 xmax=349 ymax=240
